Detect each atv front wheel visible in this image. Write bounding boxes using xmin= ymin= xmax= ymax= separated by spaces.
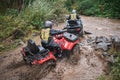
xmin=69 ymin=44 xmax=80 ymax=65
xmin=47 ymin=59 xmax=56 ymax=67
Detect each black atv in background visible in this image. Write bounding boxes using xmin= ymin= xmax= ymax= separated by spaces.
xmin=64 ymin=19 xmax=84 ymax=37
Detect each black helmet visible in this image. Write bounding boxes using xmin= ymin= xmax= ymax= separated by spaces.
xmin=44 ymin=21 xmax=53 ymax=29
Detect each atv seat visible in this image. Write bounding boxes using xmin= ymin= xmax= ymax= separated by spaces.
xmin=27 ymin=39 xmax=39 ymax=54
xmin=38 ymin=45 xmax=48 ymax=54
xmin=66 ymin=20 xmax=82 ymax=27
xmin=63 ymin=32 xmax=78 ymax=42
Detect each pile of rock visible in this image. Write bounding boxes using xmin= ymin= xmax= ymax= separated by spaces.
xmin=85 ymin=35 xmax=120 ymax=63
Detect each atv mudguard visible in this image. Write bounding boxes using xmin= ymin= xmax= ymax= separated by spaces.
xmin=63 ymin=38 xmax=79 ymax=50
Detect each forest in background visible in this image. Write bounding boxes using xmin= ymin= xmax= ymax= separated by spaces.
xmin=65 ymin=0 xmax=120 ymax=18
xmin=0 ymin=1 xmax=120 ymax=79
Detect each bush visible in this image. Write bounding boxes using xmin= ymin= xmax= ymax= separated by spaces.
xmin=65 ymin=0 xmax=120 ymax=18
xmin=98 ymin=53 xmax=120 ymax=80
xmin=110 ymin=54 xmax=120 ymax=80
xmin=5 ymin=9 xmax=18 ymax=17
xmin=16 ymin=0 xmax=67 ymax=29
xmin=0 ymin=0 xmax=67 ymax=52
xmin=77 ymin=0 xmax=99 ymax=16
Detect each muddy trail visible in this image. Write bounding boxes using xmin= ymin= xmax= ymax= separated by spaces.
xmin=0 ymin=16 xmax=120 ymax=80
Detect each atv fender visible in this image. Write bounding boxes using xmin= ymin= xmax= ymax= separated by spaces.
xmin=63 ymin=39 xmax=79 ymax=50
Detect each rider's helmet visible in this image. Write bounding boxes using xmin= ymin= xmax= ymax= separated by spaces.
xmin=72 ymin=9 xmax=76 ymax=14
xmin=44 ymin=21 xmax=53 ymax=29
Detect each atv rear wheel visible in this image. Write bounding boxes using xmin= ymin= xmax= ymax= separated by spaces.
xmin=47 ymin=59 xmax=56 ymax=67
xmin=69 ymin=44 xmax=80 ymax=65
xmin=22 ymin=55 xmax=32 ymax=65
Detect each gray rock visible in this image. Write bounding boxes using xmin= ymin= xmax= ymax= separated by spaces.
xmin=111 ymin=35 xmax=120 ymax=43
xmin=96 ymin=42 xmax=109 ymax=51
xmin=102 ymin=52 xmax=108 ymax=57
xmin=84 ymin=31 xmax=92 ymax=34
xmin=87 ymin=35 xmax=96 ymax=45
xmin=95 ymin=36 xmax=110 ymax=43
xmin=111 ymin=35 xmax=120 ymax=52
xmin=107 ymin=55 xmax=115 ymax=63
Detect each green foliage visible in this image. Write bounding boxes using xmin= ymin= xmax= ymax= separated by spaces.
xmin=97 ymin=53 xmax=120 ymax=80
xmin=97 ymin=75 xmax=106 ymax=80
xmin=65 ymin=0 xmax=99 ymax=15
xmin=15 ymin=0 xmax=66 ymax=29
xmin=79 ymin=1 xmax=94 ymax=15
xmin=0 ymin=0 xmax=67 ymax=52
xmin=65 ymin=0 xmax=120 ymax=18
xmin=0 ymin=15 xmax=14 ymax=41
xmin=53 ymin=0 xmax=67 ymax=16
xmin=31 ymin=19 xmax=44 ymax=29
xmin=65 ymin=0 xmax=79 ymax=11
xmin=0 ymin=39 xmax=22 ymax=52
xmin=77 ymin=0 xmax=93 ymax=11
xmin=5 ymin=9 xmax=18 ymax=17
xmin=110 ymin=54 xmax=120 ymax=80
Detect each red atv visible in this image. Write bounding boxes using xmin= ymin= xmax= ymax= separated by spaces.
xmin=43 ymin=30 xmax=80 ymax=64
xmin=21 ymin=39 xmax=56 ymax=66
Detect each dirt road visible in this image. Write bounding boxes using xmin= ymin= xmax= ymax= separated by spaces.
xmin=0 ymin=16 xmax=120 ymax=80
xmin=82 ymin=16 xmax=120 ymax=36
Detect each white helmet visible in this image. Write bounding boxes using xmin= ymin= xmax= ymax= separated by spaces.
xmin=72 ymin=9 xmax=76 ymax=14
xmin=45 ymin=21 xmax=53 ymax=28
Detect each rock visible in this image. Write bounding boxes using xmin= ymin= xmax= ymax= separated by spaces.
xmin=84 ymin=31 xmax=92 ymax=34
xmin=96 ymin=27 xmax=102 ymax=30
xmin=111 ymin=35 xmax=120 ymax=52
xmin=95 ymin=36 xmax=110 ymax=43
xmin=106 ymin=55 xmax=115 ymax=64
xmin=79 ymin=42 xmax=84 ymax=46
xmin=87 ymin=35 xmax=96 ymax=39
xmin=102 ymin=52 xmax=108 ymax=57
xmin=95 ymin=42 xmax=109 ymax=51
xmin=87 ymin=35 xmax=96 ymax=45
xmin=111 ymin=35 xmax=120 ymax=42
